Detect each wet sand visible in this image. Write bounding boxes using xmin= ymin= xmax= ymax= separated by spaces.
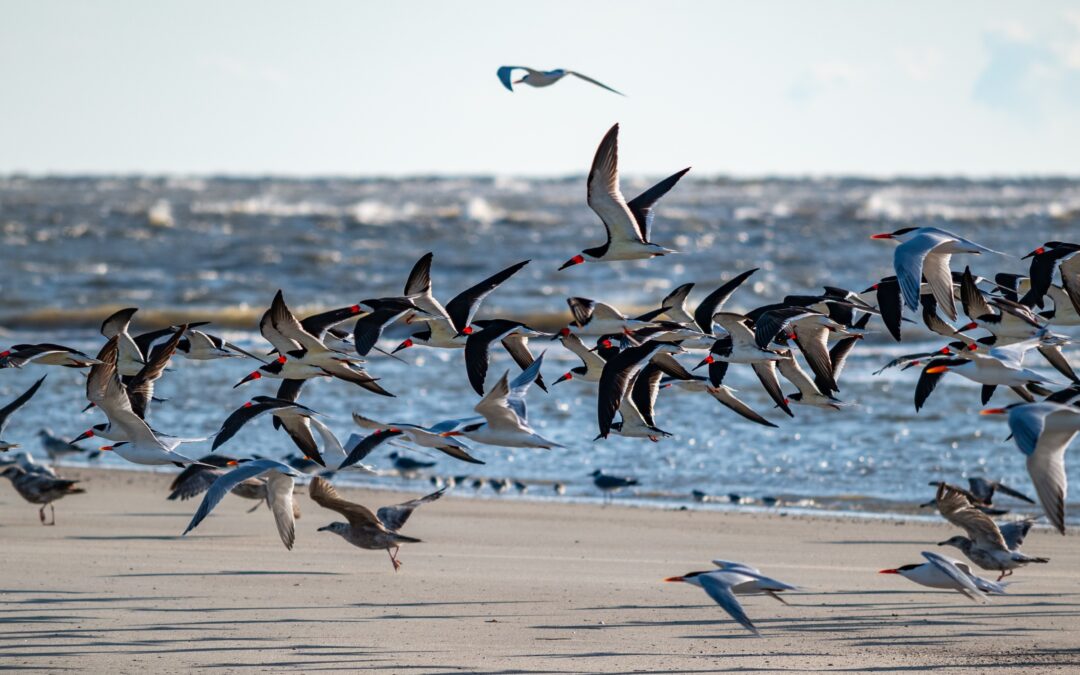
xmin=2 ymin=467 xmax=1079 ymax=673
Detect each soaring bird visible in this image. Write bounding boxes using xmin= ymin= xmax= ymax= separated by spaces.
xmin=496 ymin=66 xmax=623 ymax=95
xmin=0 ymin=375 xmax=47 ymax=452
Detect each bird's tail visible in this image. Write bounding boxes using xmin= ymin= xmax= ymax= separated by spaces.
xmin=393 ymin=533 xmax=423 ymax=544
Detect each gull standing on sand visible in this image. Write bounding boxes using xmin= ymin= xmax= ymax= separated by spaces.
xmin=311 ymin=476 xmax=445 ymax=571
xmin=590 ymin=469 xmax=638 ymax=502
xmin=1 ymin=465 xmax=85 ymax=525
xmin=559 ymin=124 xmax=689 ymax=270
xmin=0 ymin=375 xmax=47 ymax=451
xmin=496 ymin=66 xmax=624 ymax=95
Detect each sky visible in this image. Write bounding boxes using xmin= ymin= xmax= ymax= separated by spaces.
xmin=1 ymin=1 xmax=1079 ymax=176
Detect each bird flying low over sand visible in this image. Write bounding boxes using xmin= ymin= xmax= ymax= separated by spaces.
xmin=496 ymin=66 xmax=624 ymax=95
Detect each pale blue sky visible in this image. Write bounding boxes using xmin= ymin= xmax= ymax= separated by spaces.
xmin=2 ymin=1 xmax=1078 ymax=176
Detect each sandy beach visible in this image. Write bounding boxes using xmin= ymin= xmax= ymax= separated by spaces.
xmin=0 ymin=467 xmax=1077 ymax=673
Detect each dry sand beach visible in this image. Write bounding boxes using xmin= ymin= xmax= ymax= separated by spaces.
xmin=2 ymin=467 xmax=1079 ymax=673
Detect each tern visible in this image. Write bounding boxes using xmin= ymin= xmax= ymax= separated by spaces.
xmin=496 ymin=65 xmax=623 ymax=95
xmin=350 ymin=413 xmax=485 ymax=465
xmin=879 ymin=551 xmax=1004 ymax=600
xmin=1 ymin=465 xmax=85 ymax=525
xmin=663 ymin=568 xmax=771 ymax=635
xmin=934 ymin=483 xmax=1048 ymax=580
xmin=0 ymin=375 xmax=47 ymax=452
xmin=311 ymin=476 xmax=445 ymax=571
xmin=559 ymin=124 xmax=688 ymax=270
xmin=871 ymin=226 xmax=1001 ymax=319
xmin=982 ymin=400 xmax=1080 ymax=534
xmin=182 ymin=458 xmax=301 ymax=550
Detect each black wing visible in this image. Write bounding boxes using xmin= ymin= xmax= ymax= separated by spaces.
xmin=625 ymin=167 xmax=690 ymax=241
xmin=444 ymin=260 xmax=530 ymax=333
xmin=403 ymin=252 xmax=434 ymax=296
xmin=100 ymin=307 xmax=138 ymax=338
xmin=340 ymin=429 xmax=402 ymax=470
xmin=126 ymin=325 xmax=184 ymax=420
xmin=212 ymin=400 xmax=284 ymax=451
xmin=630 ymin=364 xmax=664 ymax=427
xmin=693 ymin=268 xmax=759 ymax=334
xmin=301 ymin=305 xmax=362 ymax=339
xmin=567 ymin=297 xmax=595 ymax=327
xmin=0 ymin=374 xmax=46 ymax=433
xmin=464 ymin=320 xmax=519 ymax=396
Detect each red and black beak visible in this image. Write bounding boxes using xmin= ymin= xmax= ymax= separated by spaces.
xmin=71 ymin=429 xmax=95 ymax=443
xmin=870 ymin=232 xmax=893 ymax=240
xmin=233 ymin=371 xmax=262 ymax=388
xmin=692 ymin=355 xmax=715 ymax=371
xmin=554 ymin=372 xmax=573 ymax=385
xmin=558 ymin=254 xmax=585 ymax=271
xmin=392 ymin=338 xmax=414 ymax=354
xmin=1022 ymin=246 xmax=1046 ymax=260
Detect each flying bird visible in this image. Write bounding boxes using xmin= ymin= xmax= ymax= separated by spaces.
xmin=496 ymin=66 xmax=623 ymax=95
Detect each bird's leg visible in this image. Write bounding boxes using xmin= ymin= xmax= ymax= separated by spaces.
xmin=387 ymin=546 xmax=402 ymax=572
xmin=246 ymin=501 xmax=262 ymax=513
xmin=767 ymin=591 xmax=789 ymax=605
xmin=50 ymin=504 xmax=56 ymax=526
xmin=39 ymin=505 xmax=46 ymax=524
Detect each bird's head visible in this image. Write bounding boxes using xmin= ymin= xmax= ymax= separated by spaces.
xmin=878 ymin=564 xmax=920 ymax=575
xmin=317 ymin=522 xmax=348 ymax=535
xmin=870 ymin=226 xmax=919 ymax=242
xmin=1022 ymin=245 xmax=1048 ymax=260
xmin=937 ymin=536 xmax=969 ymax=549
xmin=663 ymin=571 xmax=708 ymax=586
xmin=558 ymin=253 xmax=586 ymax=271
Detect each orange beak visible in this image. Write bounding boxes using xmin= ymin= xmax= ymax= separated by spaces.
xmin=226 ymin=460 xmax=239 ymax=466
xmin=925 ymin=365 xmax=949 ymax=374
xmin=99 ymin=445 xmax=114 ymax=452
xmin=663 ymin=576 xmax=684 ymax=583
xmin=439 ymin=431 xmax=463 ymax=437
xmin=878 ymin=569 xmax=900 ymax=574
xmin=980 ymin=408 xmax=1007 ymax=415
xmin=870 ymin=233 xmax=893 ymax=239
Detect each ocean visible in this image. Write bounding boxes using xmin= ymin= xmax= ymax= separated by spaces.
xmin=1 ymin=175 xmax=1078 ymax=519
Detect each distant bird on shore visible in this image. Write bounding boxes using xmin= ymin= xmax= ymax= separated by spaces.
xmin=559 ymin=124 xmax=688 ymax=270
xmin=879 ymin=551 xmax=1003 ymax=600
xmin=1 ymin=465 xmax=84 ymax=525
xmin=38 ymin=428 xmax=84 ymax=461
xmin=496 ymin=66 xmax=623 ymax=95
xmin=591 ymin=469 xmax=638 ymax=502
xmin=0 ymin=375 xmax=47 ymax=451
xmin=311 ymin=476 xmax=445 ymax=571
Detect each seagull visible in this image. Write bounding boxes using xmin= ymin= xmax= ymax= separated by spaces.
xmin=981 ymin=400 xmax=1080 ymax=534
xmin=86 ymin=335 xmax=205 ymax=467
xmin=0 ymin=375 xmax=46 ymax=451
xmin=1 ymin=465 xmax=84 ymax=525
xmin=663 ymin=569 xmax=764 ymax=635
xmin=437 ymin=354 xmax=562 ymax=449
xmin=559 ymin=124 xmax=688 ymax=270
xmin=37 ymin=429 xmax=84 ymax=461
xmin=212 ymin=396 xmax=343 ymax=468
xmin=934 ymin=483 xmax=1049 ymax=580
xmin=879 ymin=551 xmax=1004 ymax=600
xmin=311 ymin=476 xmax=445 ymax=571
xmin=871 ymin=226 xmax=1001 ymax=319
xmin=590 ymin=469 xmax=638 ymax=502
xmin=182 ymin=458 xmax=301 ymax=550
xmin=393 ymin=254 xmax=530 ymax=352
xmin=496 ymin=66 xmax=623 ymax=95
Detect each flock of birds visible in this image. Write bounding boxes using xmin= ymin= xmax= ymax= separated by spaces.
xmin=2 ymin=67 xmax=1080 ymax=636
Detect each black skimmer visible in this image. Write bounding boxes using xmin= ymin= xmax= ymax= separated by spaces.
xmin=1019 ymin=241 xmax=1080 ymax=310
xmin=559 ymin=297 xmax=656 ymax=339
xmin=464 ymin=319 xmax=548 ymax=396
xmin=0 ymin=375 xmax=47 ymax=452
xmin=0 ymin=344 xmax=101 ymax=369
xmin=871 ymin=226 xmax=1001 ymax=319
xmin=497 ymin=66 xmax=624 ymax=95
xmin=934 ymin=484 xmax=1048 ymax=580
xmin=650 ymin=269 xmax=760 ymax=341
xmin=559 ymin=124 xmax=687 ymax=270
xmin=351 ymin=413 xmax=485 ymax=465
xmin=100 ymin=307 xmax=146 ymax=376
xmin=752 ymin=307 xmax=858 ymax=394
xmin=212 ymin=396 xmax=343 ymax=467
xmin=553 ymin=332 xmax=608 ymax=384
xmin=604 ymin=364 xmax=671 ymax=442
xmin=777 ymin=351 xmax=850 ymax=411
xmin=394 ymin=254 xmax=530 ymax=352
xmin=1 ymin=465 xmax=85 ymax=525
xmin=86 ymin=337 xmax=204 ymax=466
xmin=437 ymin=354 xmax=562 ymax=449
xmin=311 ymin=476 xmax=445 ymax=571
xmin=661 ymin=376 xmax=777 ymax=428
xmin=981 ymin=399 xmax=1080 ymax=534
xmin=182 ymin=458 xmax=301 ymax=550
xmin=596 ymin=340 xmax=685 ymax=439
xmin=879 ymin=551 xmax=1003 ymax=599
